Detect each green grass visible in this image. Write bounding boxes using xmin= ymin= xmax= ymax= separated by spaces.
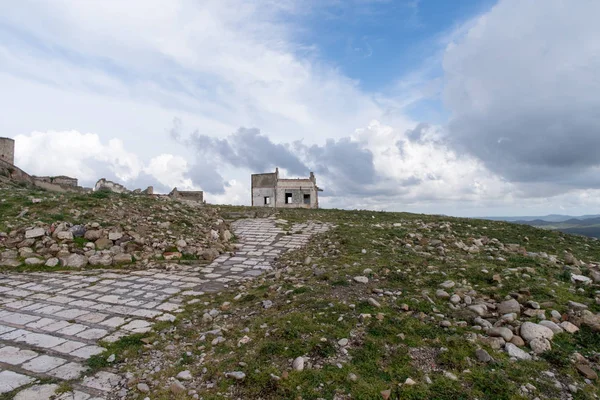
xmin=87 ymin=333 xmax=148 ymax=372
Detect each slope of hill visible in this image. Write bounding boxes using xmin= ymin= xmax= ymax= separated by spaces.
xmin=1 ymin=183 xmax=599 ymax=399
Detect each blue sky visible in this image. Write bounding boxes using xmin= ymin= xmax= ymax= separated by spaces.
xmin=296 ymin=1 xmax=494 ymax=89
xmin=1 ymin=0 xmax=600 ymax=217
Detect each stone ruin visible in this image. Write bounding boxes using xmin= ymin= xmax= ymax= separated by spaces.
xmin=0 ymin=136 xmax=83 ymax=193
xmin=1 ymin=137 xmax=205 ymax=202
xmin=251 ymin=167 xmax=322 ymax=209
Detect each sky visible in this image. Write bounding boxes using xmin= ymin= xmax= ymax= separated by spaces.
xmin=1 ymin=0 xmax=599 ymax=217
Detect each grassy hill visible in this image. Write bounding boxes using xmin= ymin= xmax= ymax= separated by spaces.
xmin=1 ymin=184 xmax=599 ymax=399
xmin=114 ymin=207 xmax=599 ymax=399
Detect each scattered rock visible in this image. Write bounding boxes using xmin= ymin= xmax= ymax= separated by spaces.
xmin=225 ymin=371 xmax=246 ymax=381
xmin=519 ymin=322 xmax=554 ymax=343
xmin=497 ymin=299 xmax=521 ymax=315
xmin=505 ymin=343 xmax=532 ymax=360
xmin=292 ymin=356 xmax=305 ymax=371
xmin=576 ymin=364 xmax=598 ymax=380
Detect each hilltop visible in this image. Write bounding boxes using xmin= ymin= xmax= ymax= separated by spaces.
xmin=0 ymin=184 xmax=599 ymax=400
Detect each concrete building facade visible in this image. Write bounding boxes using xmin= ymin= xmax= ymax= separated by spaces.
xmin=251 ymin=168 xmax=322 ymax=209
xmin=0 ymin=137 xmax=15 ymax=165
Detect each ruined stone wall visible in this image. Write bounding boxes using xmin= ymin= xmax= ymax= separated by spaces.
xmin=95 ymin=178 xmax=129 ymax=193
xmin=252 ymin=187 xmax=276 ymax=207
xmin=34 ymin=176 xmax=78 ymax=187
xmin=251 ymin=172 xmax=277 ymax=206
xmin=0 ymin=137 xmax=15 ymax=165
xmin=275 ymin=179 xmax=319 ymax=208
xmin=169 ymin=188 xmax=204 ymax=202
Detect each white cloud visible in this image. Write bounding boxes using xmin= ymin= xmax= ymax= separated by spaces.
xmin=3 ymin=0 xmax=600 ymax=216
xmin=14 ymin=130 xmax=142 ymax=182
xmin=13 ymin=130 xmax=196 ymax=193
xmin=443 ymin=0 xmax=600 ymax=186
xmin=144 ymin=154 xmax=195 ymax=190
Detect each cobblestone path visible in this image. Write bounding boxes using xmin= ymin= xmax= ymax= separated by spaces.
xmin=0 ymin=218 xmax=330 ymax=399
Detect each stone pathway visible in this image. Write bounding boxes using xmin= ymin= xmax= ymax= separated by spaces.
xmin=0 ymin=218 xmax=330 ymax=399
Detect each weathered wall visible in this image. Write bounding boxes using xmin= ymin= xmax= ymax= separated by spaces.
xmin=252 ymin=187 xmax=276 ymax=207
xmin=251 ymin=172 xmax=277 ymax=206
xmin=251 ymin=172 xmax=277 ymax=188
xmin=275 ymin=187 xmax=317 ymax=208
xmin=95 ymin=178 xmax=129 ymax=193
xmin=0 ymin=137 xmax=15 ymax=165
xmin=169 ymin=188 xmax=204 ymax=202
xmin=34 ymin=176 xmax=78 ymax=187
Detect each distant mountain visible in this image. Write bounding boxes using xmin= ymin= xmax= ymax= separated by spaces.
xmin=482 ymin=214 xmax=600 ymax=223
xmin=481 ymin=215 xmax=600 ymax=239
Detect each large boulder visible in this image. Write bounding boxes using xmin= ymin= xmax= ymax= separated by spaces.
xmin=519 ymin=322 xmax=554 ymax=343
xmin=497 ymin=299 xmax=521 ymax=315
xmin=88 ymin=254 xmax=113 ymax=267
xmin=61 ymin=253 xmax=88 ymax=268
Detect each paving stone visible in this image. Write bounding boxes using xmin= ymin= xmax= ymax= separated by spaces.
xmin=70 ymin=345 xmax=105 ymax=359
xmin=48 ymin=362 xmax=89 ymax=380
xmin=14 ymin=384 xmax=59 ymax=400
xmin=52 ymin=340 xmax=87 ymax=354
xmin=15 ymin=331 xmax=66 ymax=348
xmin=55 ymin=390 xmax=92 ymax=400
xmin=0 ymin=346 xmax=38 ymax=364
xmin=0 ymin=371 xmax=35 ymax=394
xmin=21 ymin=354 xmax=67 ymax=372
xmin=82 ymin=371 xmax=121 ymax=392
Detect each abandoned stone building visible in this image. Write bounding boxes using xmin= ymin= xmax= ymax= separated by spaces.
xmin=251 ymin=168 xmax=322 ymax=209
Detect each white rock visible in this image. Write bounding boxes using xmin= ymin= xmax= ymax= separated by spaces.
xmin=177 ymin=370 xmax=193 ymax=381
xmin=519 ymin=322 xmax=554 ymax=343
xmin=539 ymin=320 xmax=564 ymax=334
xmin=440 ymin=280 xmax=455 ymax=289
xmin=225 ymin=371 xmax=246 ymax=380
xmin=45 ymin=258 xmax=59 ymax=267
xmin=529 ymin=338 xmax=552 ymax=354
xmin=137 ymin=383 xmax=150 ymax=393
xmin=24 ymin=257 xmax=44 ymax=266
xmin=368 ymin=298 xmax=381 ymax=308
xmin=571 ymin=274 xmax=592 ymax=285
xmin=353 ymin=276 xmax=369 ymax=284
xmin=56 ymin=231 xmax=74 ymax=241
xmin=292 ymin=356 xmax=305 ymax=371
xmin=25 ymin=227 xmax=45 ymax=239
xmin=108 ymin=232 xmax=123 ymax=241
xmin=505 ymin=343 xmax=532 ymax=360
xmin=560 ymin=321 xmax=579 ymax=334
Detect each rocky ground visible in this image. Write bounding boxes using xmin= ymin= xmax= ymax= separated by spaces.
xmin=112 ymin=209 xmax=600 ymax=400
xmin=1 ymin=184 xmax=600 ymax=399
xmin=0 ymin=183 xmax=234 ymax=271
